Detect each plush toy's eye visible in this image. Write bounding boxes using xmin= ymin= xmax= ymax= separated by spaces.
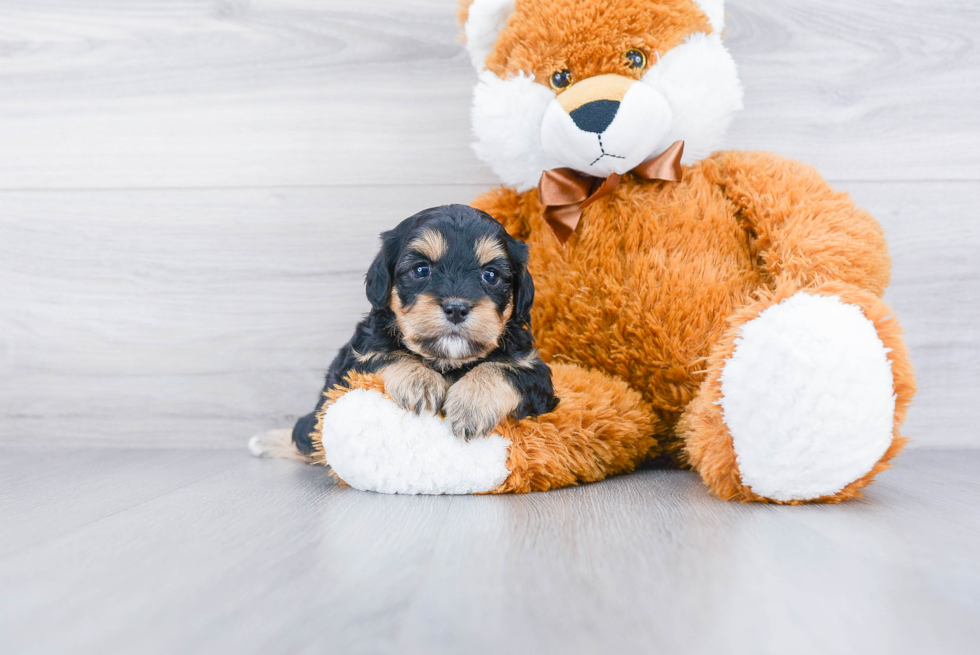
xmin=549 ymin=69 xmax=573 ymax=91
xmin=625 ymin=49 xmax=647 ymax=70
xmin=412 ymin=264 xmax=431 ymax=279
xmin=481 ymin=268 xmax=500 ymax=285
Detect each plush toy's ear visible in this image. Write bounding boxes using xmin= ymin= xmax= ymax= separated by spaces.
xmin=504 ymin=234 xmax=534 ymax=327
xmin=692 ymin=0 xmax=725 ymax=33
xmin=460 ymin=0 xmax=516 ymax=71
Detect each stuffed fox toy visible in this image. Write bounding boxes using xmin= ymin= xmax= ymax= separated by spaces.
xmin=266 ymin=0 xmax=915 ymax=503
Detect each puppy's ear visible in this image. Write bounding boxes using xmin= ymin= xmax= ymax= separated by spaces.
xmin=365 ymin=228 xmax=405 ymax=309
xmin=504 ymin=235 xmax=534 ymax=326
xmin=366 ymin=209 xmax=440 ymax=309
xmin=365 ymin=245 xmax=392 ymax=309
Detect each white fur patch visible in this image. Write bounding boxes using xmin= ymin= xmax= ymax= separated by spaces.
xmin=470 ymin=33 xmax=742 ymax=189
xmin=692 ymin=0 xmax=725 ymax=32
xmin=464 ymin=0 xmax=516 ymax=70
xmin=540 ymin=82 xmax=674 ymax=178
xmin=471 ymin=70 xmax=559 ymax=192
xmin=718 ymin=293 xmax=896 ymax=502
xmin=438 ymin=335 xmax=471 ymax=359
xmin=320 ymin=389 xmax=512 ymax=495
xmin=641 ymin=32 xmax=743 ymax=166
xmin=247 ymin=428 xmax=306 ymax=461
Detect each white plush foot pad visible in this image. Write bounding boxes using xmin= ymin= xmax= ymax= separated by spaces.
xmin=320 ymin=389 xmax=512 ymax=495
xmin=719 ymin=293 xmax=896 ymax=501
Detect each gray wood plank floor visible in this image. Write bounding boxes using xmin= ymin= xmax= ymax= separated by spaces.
xmin=1 ymin=446 xmax=978 ymax=655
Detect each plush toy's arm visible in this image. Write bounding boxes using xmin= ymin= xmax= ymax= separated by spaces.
xmin=709 ymin=151 xmax=891 ymax=295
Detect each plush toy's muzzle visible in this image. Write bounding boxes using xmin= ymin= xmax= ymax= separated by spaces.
xmin=541 ymin=73 xmax=674 ymax=178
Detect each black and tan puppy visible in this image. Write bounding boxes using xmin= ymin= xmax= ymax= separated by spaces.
xmin=291 ymin=204 xmax=558 ymax=457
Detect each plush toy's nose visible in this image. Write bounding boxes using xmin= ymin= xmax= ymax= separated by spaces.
xmin=569 ymin=100 xmax=620 ymax=133
xmin=557 ymin=74 xmax=635 ymax=133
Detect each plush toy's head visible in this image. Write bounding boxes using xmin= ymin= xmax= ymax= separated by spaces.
xmin=460 ymin=0 xmax=743 ymax=191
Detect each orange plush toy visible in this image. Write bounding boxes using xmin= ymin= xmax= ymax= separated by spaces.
xmin=301 ymin=0 xmax=915 ymax=503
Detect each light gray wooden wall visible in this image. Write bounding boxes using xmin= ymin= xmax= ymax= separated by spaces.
xmin=1 ymin=0 xmax=978 ymax=448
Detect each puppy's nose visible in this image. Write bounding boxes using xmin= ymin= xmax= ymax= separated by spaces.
xmin=569 ymin=100 xmax=620 ymax=134
xmin=442 ymin=300 xmax=471 ymax=324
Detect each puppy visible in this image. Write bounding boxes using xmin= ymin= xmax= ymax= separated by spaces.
xmin=291 ymin=204 xmax=558 ymax=457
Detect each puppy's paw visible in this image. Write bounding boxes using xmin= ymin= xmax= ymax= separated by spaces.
xmin=443 ymin=364 xmax=520 ymax=440
xmin=380 ymin=359 xmax=449 ymax=415
xmin=443 ymin=395 xmax=501 ymax=441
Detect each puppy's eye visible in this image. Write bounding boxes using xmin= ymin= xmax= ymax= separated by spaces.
xmin=412 ymin=264 xmax=430 ymax=279
xmin=549 ymin=69 xmax=572 ymax=91
xmin=481 ymin=268 xmax=500 ymax=285
xmin=625 ymin=49 xmax=647 ymax=70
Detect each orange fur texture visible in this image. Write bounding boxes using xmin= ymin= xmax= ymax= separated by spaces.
xmin=492 ymin=363 xmax=657 ymax=492
xmin=310 ymin=366 xmax=657 ymax=493
xmin=472 ymin=150 xmax=915 ymax=500
xmin=461 ymin=0 xmax=711 ymax=85
xmin=311 ymin=1 xmax=915 ymax=501
xmin=677 ymin=280 xmax=916 ymax=503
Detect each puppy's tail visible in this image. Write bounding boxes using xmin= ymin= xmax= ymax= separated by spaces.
xmin=247 ymin=428 xmax=310 ymax=462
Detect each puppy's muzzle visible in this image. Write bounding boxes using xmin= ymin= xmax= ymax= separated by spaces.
xmin=541 ymin=73 xmax=673 ymax=179
xmin=442 ymin=299 xmax=471 ymax=325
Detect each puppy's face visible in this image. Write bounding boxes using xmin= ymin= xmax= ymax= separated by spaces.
xmin=366 ymin=205 xmax=533 ymax=369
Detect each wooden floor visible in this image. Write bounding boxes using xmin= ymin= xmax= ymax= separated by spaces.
xmin=1 ymin=445 xmax=978 ymax=655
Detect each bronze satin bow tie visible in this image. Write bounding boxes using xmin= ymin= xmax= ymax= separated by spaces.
xmin=537 ymin=140 xmax=685 ymax=245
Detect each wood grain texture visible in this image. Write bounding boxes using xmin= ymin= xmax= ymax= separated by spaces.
xmin=0 ymin=185 xmax=483 ymax=446
xmin=724 ymin=0 xmax=980 ymax=180
xmin=0 ymin=0 xmax=977 ymax=449
xmin=0 ymin=0 xmax=977 ymax=188
xmin=0 ymin=447 xmax=241 ymax=558
xmin=1 ymin=446 xmax=978 ymax=655
xmin=844 ymin=181 xmax=980 ymax=448
xmin=2 ymin=182 xmax=977 ymax=448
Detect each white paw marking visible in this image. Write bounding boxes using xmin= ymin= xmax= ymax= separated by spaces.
xmin=320 ymin=390 xmax=511 ymax=495
xmin=247 ymin=428 xmax=305 ymax=460
xmin=719 ymin=293 xmax=896 ymax=501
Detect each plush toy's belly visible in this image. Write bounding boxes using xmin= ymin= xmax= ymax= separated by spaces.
xmin=525 ymin=175 xmax=760 ymax=455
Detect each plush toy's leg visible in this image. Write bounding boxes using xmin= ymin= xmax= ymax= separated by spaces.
xmin=312 ymin=364 xmax=658 ymax=495
xmin=491 ymin=364 xmax=659 ymax=492
xmin=679 ymin=281 xmax=916 ymax=504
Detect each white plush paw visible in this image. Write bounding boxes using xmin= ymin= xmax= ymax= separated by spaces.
xmin=719 ymin=292 xmax=897 ymax=501
xmin=319 ymin=389 xmax=511 ymax=495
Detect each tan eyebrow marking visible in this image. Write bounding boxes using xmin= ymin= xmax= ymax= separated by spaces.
xmin=408 ymin=229 xmax=447 ymax=261
xmin=475 ymin=235 xmax=507 ymax=266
